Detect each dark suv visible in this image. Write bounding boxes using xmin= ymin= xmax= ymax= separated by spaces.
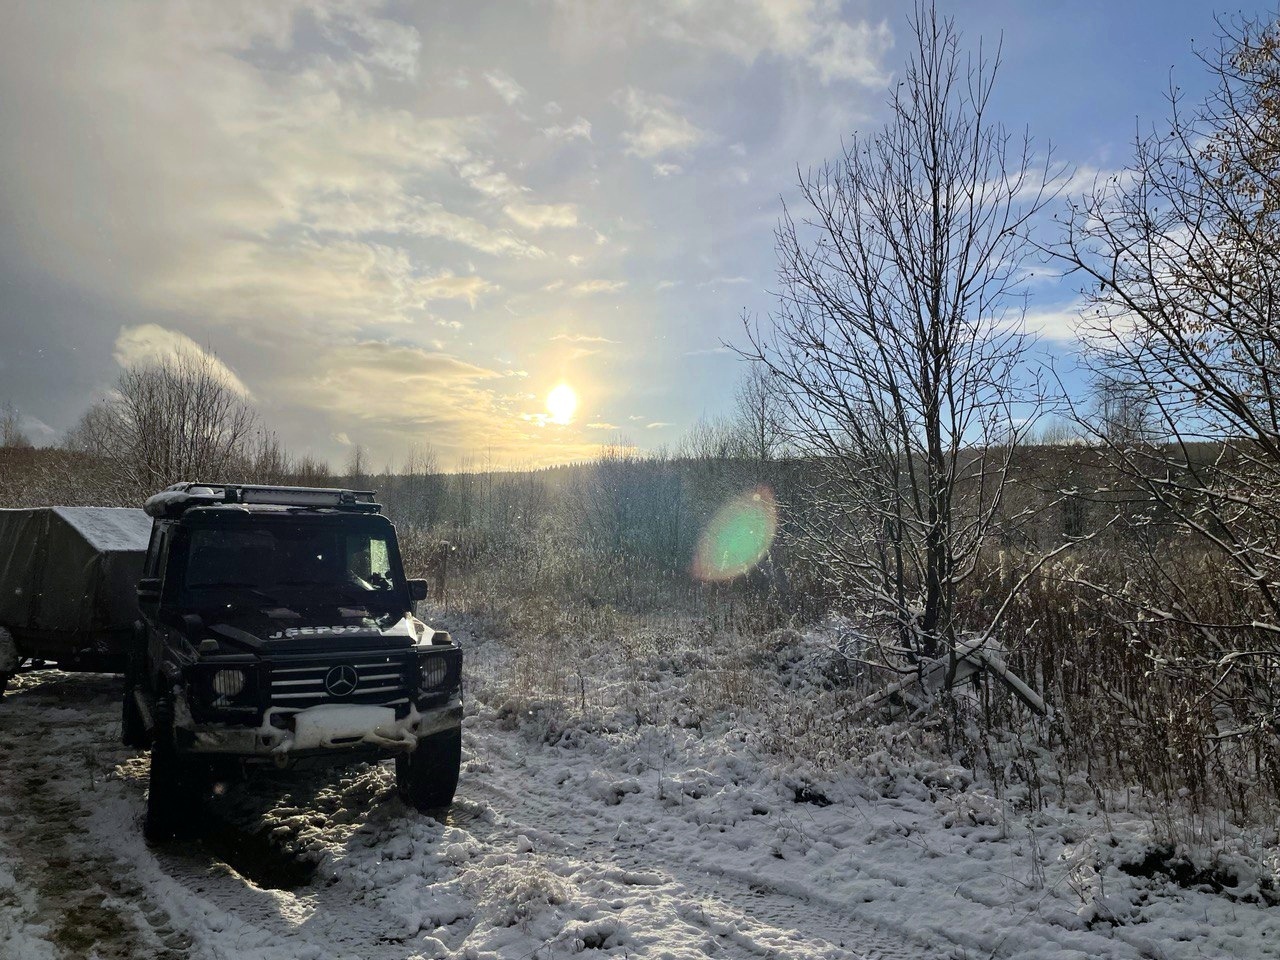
xmin=124 ymin=482 xmax=462 ymax=841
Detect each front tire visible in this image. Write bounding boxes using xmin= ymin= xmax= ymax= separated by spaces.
xmin=121 ymin=660 xmax=148 ymax=748
xmin=144 ymin=724 xmax=206 ymax=842
xmin=395 ymin=727 xmax=461 ymax=811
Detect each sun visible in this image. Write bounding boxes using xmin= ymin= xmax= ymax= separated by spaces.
xmin=546 ymin=383 xmax=578 ymax=425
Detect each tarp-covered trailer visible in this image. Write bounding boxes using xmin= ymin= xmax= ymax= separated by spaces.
xmin=0 ymin=506 xmax=152 ymax=693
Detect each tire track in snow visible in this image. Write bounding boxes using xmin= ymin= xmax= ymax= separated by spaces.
xmin=458 ymin=728 xmax=952 ymax=960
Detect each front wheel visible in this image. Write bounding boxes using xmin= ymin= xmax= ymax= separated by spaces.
xmin=144 ymin=725 xmax=206 ymax=842
xmin=121 ymin=660 xmax=148 ymax=748
xmin=395 ymin=727 xmax=461 ymax=812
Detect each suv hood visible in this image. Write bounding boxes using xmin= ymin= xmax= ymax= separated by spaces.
xmin=202 ymin=612 xmax=425 ymax=655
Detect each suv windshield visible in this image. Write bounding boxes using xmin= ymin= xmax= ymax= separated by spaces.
xmin=178 ymin=521 xmax=403 ymax=610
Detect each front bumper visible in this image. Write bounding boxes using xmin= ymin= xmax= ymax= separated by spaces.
xmin=181 ymin=695 xmax=462 ymax=760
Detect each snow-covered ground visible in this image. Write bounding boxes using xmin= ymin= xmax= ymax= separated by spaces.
xmin=2 ymin=616 xmax=1279 ymax=959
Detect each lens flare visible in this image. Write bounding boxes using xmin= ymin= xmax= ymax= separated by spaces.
xmin=693 ymin=486 xmax=777 ymax=582
xmin=547 ymin=383 xmax=578 ymax=424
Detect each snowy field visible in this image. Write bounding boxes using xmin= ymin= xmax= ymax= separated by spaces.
xmin=2 ymin=616 xmax=1279 ymax=959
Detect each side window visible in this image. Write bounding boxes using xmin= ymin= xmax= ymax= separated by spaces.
xmin=370 ymin=538 xmax=389 ymax=577
xmin=145 ymin=524 xmax=167 ymax=578
xmin=346 ymin=535 xmax=392 ymax=588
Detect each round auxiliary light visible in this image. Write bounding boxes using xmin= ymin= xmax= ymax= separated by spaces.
xmin=420 ymin=658 xmax=448 ymax=691
xmin=213 ymin=669 xmax=246 ymax=698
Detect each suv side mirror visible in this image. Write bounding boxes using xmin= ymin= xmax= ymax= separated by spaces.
xmin=407 ymin=578 xmax=429 ymax=602
xmin=137 ymin=577 xmax=162 ymax=604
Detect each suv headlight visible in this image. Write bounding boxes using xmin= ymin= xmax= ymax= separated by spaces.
xmin=213 ymin=668 xmax=246 ymax=697
xmin=420 ymin=657 xmax=448 ymax=691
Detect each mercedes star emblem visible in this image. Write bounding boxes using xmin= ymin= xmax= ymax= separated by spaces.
xmin=324 ymin=664 xmax=359 ymax=697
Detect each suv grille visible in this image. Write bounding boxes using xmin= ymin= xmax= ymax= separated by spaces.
xmin=268 ymin=655 xmax=409 ymax=710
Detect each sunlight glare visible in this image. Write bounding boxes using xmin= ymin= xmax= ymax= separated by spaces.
xmin=547 ymin=383 xmax=578 ymax=425
xmin=692 ymin=486 xmax=778 ymax=582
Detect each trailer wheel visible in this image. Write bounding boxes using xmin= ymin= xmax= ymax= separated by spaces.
xmin=395 ymin=726 xmax=462 ymax=812
xmin=144 ymin=721 xmax=206 ymax=842
xmin=0 ymin=627 xmax=16 ymax=699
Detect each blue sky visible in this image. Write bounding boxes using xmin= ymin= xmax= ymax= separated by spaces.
xmin=0 ymin=0 xmax=1257 ymax=468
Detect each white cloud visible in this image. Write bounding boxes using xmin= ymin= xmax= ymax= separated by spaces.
xmin=422 ymin=273 xmax=497 ymax=307
xmin=559 ymin=0 xmax=893 ymax=87
xmin=697 ymin=275 xmax=753 ymax=288
xmin=457 ymin=158 xmax=524 ymax=199
xmin=113 ymin=324 xmax=251 ymax=397
xmin=570 ymin=279 xmax=628 ymax=295
xmin=618 ymin=88 xmax=707 ymax=165
xmin=320 ymin=6 xmax=423 ymax=79
xmin=503 ymin=201 xmax=580 ymax=231
xmin=1022 ymin=303 xmax=1085 ymax=341
xmin=542 ymin=116 xmax=593 ymax=142
xmin=483 ymin=68 xmax=527 ymax=105
xmin=551 ymin=333 xmax=618 ymax=343
xmin=809 ymin=19 xmax=893 ymax=85
xmin=146 ymin=239 xmax=469 ymax=327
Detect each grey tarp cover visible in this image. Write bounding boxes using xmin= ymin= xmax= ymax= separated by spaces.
xmin=0 ymin=507 xmax=151 ymax=656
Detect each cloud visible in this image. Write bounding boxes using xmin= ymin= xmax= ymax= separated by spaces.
xmin=551 ymin=333 xmax=618 ymax=343
xmin=696 ymin=275 xmax=752 ymax=288
xmin=277 ymin=339 xmax=602 ymax=466
xmin=1022 ymin=303 xmax=1085 ymax=341
xmin=808 ymin=20 xmax=894 ymax=85
xmin=586 ymin=421 xmax=619 ymax=430
xmin=320 ymin=6 xmax=423 ymax=79
xmin=569 ymin=279 xmax=628 ymax=295
xmin=422 ymin=273 xmax=498 ymax=307
xmin=542 ymin=116 xmax=593 ymax=142
xmin=646 ymin=421 xmax=673 ymax=429
xmin=503 ymin=201 xmax=580 ymax=231
xmin=146 ymin=239 xmax=468 ymax=327
xmin=559 ymin=0 xmax=893 ymax=87
xmin=483 ymin=68 xmax=527 ymax=105
xmin=113 ymin=324 xmax=251 ymax=397
xmin=18 ymin=414 xmax=57 ymax=441
xmin=618 ymin=87 xmax=707 ymax=165
xmin=456 ymin=159 xmax=524 ymax=200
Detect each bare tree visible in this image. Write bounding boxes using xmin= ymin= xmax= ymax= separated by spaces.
xmin=345 ymin=443 xmax=369 ymax=488
xmin=731 ymin=364 xmax=785 ymax=466
xmin=1052 ymin=13 xmax=1280 ymax=726
xmin=401 ymin=443 xmax=444 ymax=526
xmin=744 ymin=3 xmax=1056 ymax=669
xmin=69 ymin=349 xmax=258 ymax=494
xmin=0 ymin=401 xmax=32 ymax=449
xmin=1089 ymin=373 xmax=1158 ymax=448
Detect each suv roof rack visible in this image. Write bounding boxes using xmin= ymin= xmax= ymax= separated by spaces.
xmin=144 ymin=482 xmax=381 ymax=518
